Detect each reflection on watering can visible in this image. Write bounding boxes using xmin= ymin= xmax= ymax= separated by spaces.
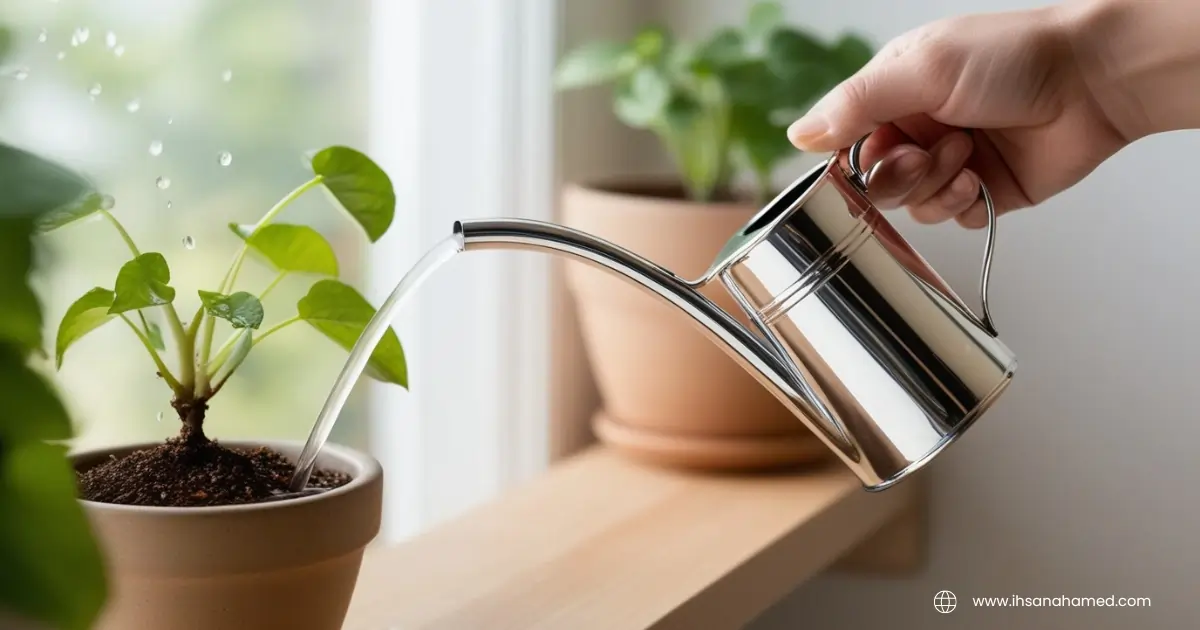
xmin=454 ymin=135 xmax=1017 ymax=491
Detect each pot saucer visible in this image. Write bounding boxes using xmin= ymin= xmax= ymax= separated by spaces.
xmin=592 ymin=410 xmax=830 ymax=473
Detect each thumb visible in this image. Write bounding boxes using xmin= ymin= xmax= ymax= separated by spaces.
xmin=787 ymin=54 xmax=945 ymax=152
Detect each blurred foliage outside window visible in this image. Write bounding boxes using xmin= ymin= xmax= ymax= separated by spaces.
xmin=0 ymin=0 xmax=373 ymax=451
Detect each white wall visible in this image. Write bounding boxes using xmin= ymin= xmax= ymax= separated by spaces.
xmin=651 ymin=1 xmax=1200 ymax=628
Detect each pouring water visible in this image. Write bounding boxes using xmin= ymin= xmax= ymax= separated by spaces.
xmin=286 ymin=233 xmax=464 ymax=493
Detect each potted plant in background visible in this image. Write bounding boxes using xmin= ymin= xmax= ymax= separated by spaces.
xmin=554 ymin=1 xmax=874 ymax=470
xmin=31 ymin=139 xmax=404 ymax=630
xmin=0 ymin=142 xmax=107 ymax=630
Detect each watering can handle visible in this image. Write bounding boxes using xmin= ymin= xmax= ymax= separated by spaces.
xmin=846 ymin=134 xmax=999 ymax=337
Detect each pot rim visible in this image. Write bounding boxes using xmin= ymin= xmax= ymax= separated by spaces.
xmin=71 ymin=439 xmax=381 ymax=516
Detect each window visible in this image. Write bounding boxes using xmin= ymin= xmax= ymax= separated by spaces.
xmin=1 ymin=0 xmax=555 ymax=544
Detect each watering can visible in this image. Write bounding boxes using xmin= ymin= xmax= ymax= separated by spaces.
xmin=454 ymin=135 xmax=1017 ymax=491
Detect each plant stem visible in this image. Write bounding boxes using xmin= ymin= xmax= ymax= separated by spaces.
xmin=119 ymin=314 xmax=183 ymax=394
xmin=101 ymin=210 xmax=140 ymax=257
xmin=102 ymin=210 xmax=196 ymax=393
xmin=260 ymin=272 xmax=288 ymax=301
xmin=195 ymin=176 xmax=323 ymax=397
xmin=251 ymin=315 xmax=301 ymax=348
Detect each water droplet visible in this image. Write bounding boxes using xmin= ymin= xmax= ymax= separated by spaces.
xmin=88 ymin=83 xmax=102 ymax=98
xmin=37 ymin=29 xmax=47 ymax=44
xmin=148 ymin=140 xmax=163 ymax=156
xmin=99 ymin=194 xmax=115 ymax=210
xmin=156 ymin=176 xmax=171 ymax=190
xmin=218 ymin=151 xmax=232 ymax=166
xmin=125 ymin=98 xmax=140 ymax=113
xmin=113 ymin=45 xmax=125 ymax=57
xmin=2 ymin=67 xmax=29 ymax=81
xmin=166 ymin=116 xmax=174 ymax=125
xmin=56 ymin=51 xmax=66 ymax=60
xmin=105 ymin=31 xmax=117 ymax=49
xmin=156 ymin=411 xmax=163 ymax=423
xmin=221 ymin=69 xmax=232 ymax=82
xmin=72 ymin=27 xmax=89 ymax=46
xmin=183 ymin=235 xmax=195 ymax=250
xmin=166 ymin=200 xmax=173 ymax=209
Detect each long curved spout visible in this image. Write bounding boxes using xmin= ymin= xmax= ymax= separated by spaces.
xmin=453 ymin=218 xmax=830 ymax=437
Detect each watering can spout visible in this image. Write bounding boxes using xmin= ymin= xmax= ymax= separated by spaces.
xmin=455 ymin=138 xmax=1017 ymax=491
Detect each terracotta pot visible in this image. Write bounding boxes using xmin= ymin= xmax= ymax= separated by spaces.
xmin=72 ymin=440 xmax=382 ymax=630
xmin=561 ymin=178 xmax=829 ymax=471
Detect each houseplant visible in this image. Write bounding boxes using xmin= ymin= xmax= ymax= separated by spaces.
xmin=0 ymin=142 xmax=108 ymax=630
xmin=38 ymin=139 xmax=404 ymax=629
xmin=554 ymin=1 xmax=874 ymax=470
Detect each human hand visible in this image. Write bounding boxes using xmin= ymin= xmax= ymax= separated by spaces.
xmin=787 ymin=4 xmax=1130 ymax=228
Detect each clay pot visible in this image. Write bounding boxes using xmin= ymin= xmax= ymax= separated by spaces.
xmin=72 ymin=440 xmax=382 ymax=630
xmin=561 ymin=179 xmax=829 ymax=471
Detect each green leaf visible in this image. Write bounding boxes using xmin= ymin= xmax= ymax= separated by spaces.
xmin=198 ymin=291 xmax=264 ymax=330
xmin=0 ymin=217 xmax=42 ymax=354
xmin=828 ymin=34 xmax=874 ymax=75
xmin=310 ymin=146 xmax=395 ymax=243
xmin=0 ymin=346 xmax=72 ymax=443
xmin=212 ymin=328 xmax=253 ymax=384
xmin=298 ymin=279 xmax=407 ymax=387
xmin=614 ymin=66 xmax=671 ymax=128
xmin=33 ymin=192 xmax=105 ymax=233
xmin=554 ymin=41 xmax=636 ymax=89
xmin=229 ymin=223 xmax=339 ymax=277
xmin=718 ymin=60 xmax=779 ymax=107
xmin=0 ymin=441 xmax=108 ymax=630
xmin=55 ymin=288 xmax=116 ymax=369
xmin=657 ymin=95 xmax=729 ymax=202
xmin=0 ymin=142 xmax=94 ymax=222
xmin=695 ymin=28 xmax=745 ymax=67
xmin=730 ymin=104 xmax=794 ymax=179
xmin=109 ymin=253 xmax=176 ymax=314
xmin=767 ymin=28 xmax=828 ymax=75
xmin=0 ymin=27 xmax=12 ymax=61
xmin=746 ymin=1 xmax=784 ymax=44
xmin=146 ymin=320 xmax=165 ymax=351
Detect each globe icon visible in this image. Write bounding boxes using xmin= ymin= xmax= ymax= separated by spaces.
xmin=934 ymin=590 xmax=957 ymax=613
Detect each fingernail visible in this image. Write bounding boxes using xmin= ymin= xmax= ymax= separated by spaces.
xmin=950 ymin=170 xmax=978 ymax=199
xmin=787 ymin=115 xmax=828 ymax=147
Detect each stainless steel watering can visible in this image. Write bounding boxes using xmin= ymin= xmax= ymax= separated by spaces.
xmin=454 ymin=135 xmax=1017 ymax=491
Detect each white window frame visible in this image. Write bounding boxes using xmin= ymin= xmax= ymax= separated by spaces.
xmin=365 ymin=0 xmax=557 ymax=543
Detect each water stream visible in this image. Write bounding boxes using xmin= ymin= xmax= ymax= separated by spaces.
xmin=284 ymin=233 xmax=465 ymax=493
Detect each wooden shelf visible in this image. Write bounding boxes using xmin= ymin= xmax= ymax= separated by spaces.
xmin=344 ymin=446 xmax=922 ymax=630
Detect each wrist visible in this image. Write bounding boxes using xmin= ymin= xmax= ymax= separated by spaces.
xmin=1058 ymin=0 xmax=1200 ymax=140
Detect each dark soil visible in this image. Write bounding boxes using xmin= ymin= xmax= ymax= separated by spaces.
xmin=76 ymin=437 xmax=351 ymax=507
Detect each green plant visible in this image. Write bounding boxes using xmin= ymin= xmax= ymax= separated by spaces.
xmin=0 ymin=141 xmax=107 ymax=630
xmin=46 ymin=145 xmax=407 ymax=444
xmin=554 ymin=0 xmax=874 ymax=203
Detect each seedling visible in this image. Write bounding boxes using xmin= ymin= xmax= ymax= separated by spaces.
xmin=46 ymin=145 xmax=407 ymax=506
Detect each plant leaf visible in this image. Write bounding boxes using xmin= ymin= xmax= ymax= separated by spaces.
xmin=746 ymin=1 xmax=784 ymax=45
xmin=614 ymin=66 xmax=671 ymax=128
xmin=631 ymin=26 xmax=669 ymax=62
xmin=695 ymin=28 xmax=745 ymax=67
xmin=0 ymin=141 xmax=94 ymax=222
xmin=0 ymin=217 xmax=42 ymax=354
xmin=554 ymin=41 xmax=636 ymax=89
xmin=718 ymin=60 xmax=779 ymax=107
xmin=33 ymin=192 xmax=105 ymax=233
xmin=310 ymin=146 xmax=395 ymax=243
xmin=297 ymin=279 xmax=407 ymax=387
xmin=0 ymin=347 xmax=72 ymax=443
xmin=0 ymin=440 xmax=108 ymax=630
xmin=828 ymin=33 xmax=874 ymax=75
xmin=55 ymin=288 xmax=117 ymax=369
xmin=197 ymin=291 xmax=264 ymax=330
xmin=766 ymin=28 xmax=828 ymax=77
xmin=109 ymin=253 xmax=176 ymax=314
xmin=229 ymin=222 xmax=339 ymax=276
xmin=146 ymin=321 xmax=165 ymax=351
xmin=212 ymin=328 xmax=253 ymax=384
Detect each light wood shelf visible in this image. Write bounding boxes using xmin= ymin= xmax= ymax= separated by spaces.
xmin=345 ymin=446 xmax=922 ymax=630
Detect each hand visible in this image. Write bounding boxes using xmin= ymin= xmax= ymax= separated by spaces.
xmin=787 ymin=4 xmax=1130 ymax=228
